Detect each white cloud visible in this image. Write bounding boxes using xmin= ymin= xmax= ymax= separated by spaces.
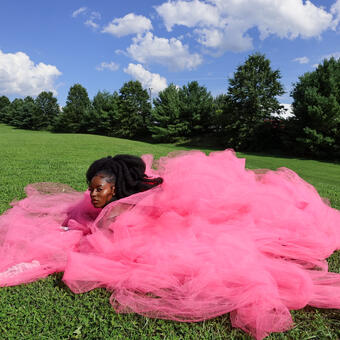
xmin=124 ymin=63 xmax=167 ymax=94
xmin=102 ymin=13 xmax=152 ymax=37
xmin=156 ymin=0 xmax=336 ymax=54
xmin=321 ymin=51 xmax=340 ymax=60
xmin=85 ymin=11 xmax=101 ymax=29
xmin=195 ymin=21 xmax=253 ymax=52
xmin=293 ymin=56 xmax=309 ymax=64
xmin=313 ymin=51 xmax=340 ymax=68
xmin=85 ymin=20 xmax=98 ymax=29
xmin=72 ymin=7 xmax=87 ymax=18
xmin=126 ymin=32 xmax=202 ymax=71
xmin=282 ymin=103 xmax=294 ymax=119
xmin=331 ymin=0 xmax=340 ymax=28
xmin=272 ymin=103 xmax=294 ymax=119
xmin=0 ymin=50 xmax=61 ymax=96
xmin=156 ymin=0 xmax=220 ymax=31
xmin=96 ymin=61 xmax=119 ymax=71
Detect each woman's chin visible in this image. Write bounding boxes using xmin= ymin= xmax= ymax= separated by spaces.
xmin=91 ymin=201 xmax=102 ymax=208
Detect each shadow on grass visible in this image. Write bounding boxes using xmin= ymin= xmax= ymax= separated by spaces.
xmin=52 ymin=272 xmax=74 ymax=294
xmin=178 ymin=139 xmax=340 ymax=164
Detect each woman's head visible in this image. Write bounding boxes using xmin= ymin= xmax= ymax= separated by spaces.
xmin=86 ymin=154 xmax=162 ymax=208
xmin=88 ymin=173 xmax=115 ymax=208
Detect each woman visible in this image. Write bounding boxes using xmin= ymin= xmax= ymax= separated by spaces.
xmin=1 ymin=150 xmax=340 ymax=340
xmin=86 ymin=154 xmax=163 ymax=208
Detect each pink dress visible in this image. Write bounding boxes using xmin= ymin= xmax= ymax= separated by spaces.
xmin=1 ymin=150 xmax=340 ymax=340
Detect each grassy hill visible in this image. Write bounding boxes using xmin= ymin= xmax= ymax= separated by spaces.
xmin=0 ymin=124 xmax=339 ymax=339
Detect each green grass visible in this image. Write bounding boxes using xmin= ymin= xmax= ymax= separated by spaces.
xmin=0 ymin=124 xmax=339 ymax=339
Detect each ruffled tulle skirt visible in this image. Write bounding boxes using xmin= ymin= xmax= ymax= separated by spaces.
xmin=1 ymin=150 xmax=340 ymax=339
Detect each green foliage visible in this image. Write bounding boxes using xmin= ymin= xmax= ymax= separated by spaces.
xmin=95 ymin=90 xmax=120 ymax=136
xmin=150 ymin=84 xmax=188 ymax=142
xmin=212 ymin=94 xmax=230 ymax=135
xmin=291 ymin=57 xmax=340 ymax=158
xmin=0 ymin=95 xmax=10 ymax=110
xmin=34 ymin=91 xmax=60 ymax=130
xmin=150 ymin=81 xmax=214 ymax=141
xmin=7 ymin=96 xmax=37 ymax=129
xmin=0 ymin=95 xmax=10 ymax=123
xmin=0 ymin=98 xmax=18 ymax=124
xmin=83 ymin=91 xmax=120 ymax=136
xmin=2 ymin=54 xmax=340 ymax=159
xmin=0 ymin=93 xmax=59 ymax=131
xmin=226 ymin=53 xmax=285 ymax=149
xmin=117 ymin=81 xmax=151 ymax=138
xmin=178 ymin=81 xmax=214 ymax=136
xmin=54 ymin=84 xmax=91 ymax=133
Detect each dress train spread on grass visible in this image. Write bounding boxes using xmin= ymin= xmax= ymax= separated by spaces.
xmin=1 ymin=150 xmax=340 ymax=339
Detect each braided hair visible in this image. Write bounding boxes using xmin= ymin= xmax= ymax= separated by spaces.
xmin=86 ymin=154 xmax=163 ymax=200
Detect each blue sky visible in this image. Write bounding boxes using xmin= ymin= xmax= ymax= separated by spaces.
xmin=0 ymin=0 xmax=339 ymax=109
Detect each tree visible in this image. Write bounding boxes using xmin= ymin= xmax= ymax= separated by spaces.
xmin=226 ymin=53 xmax=285 ymax=149
xmin=149 ymin=84 xmax=186 ymax=142
xmin=1 ymin=98 xmax=23 ymax=125
xmin=117 ymin=81 xmax=151 ymax=138
xmin=83 ymin=91 xmax=120 ymax=136
xmin=0 ymin=96 xmax=10 ymax=123
xmin=150 ymin=82 xmax=214 ymax=142
xmin=212 ymin=94 xmax=231 ymax=135
xmin=178 ymin=81 xmax=214 ymax=137
xmin=34 ymin=91 xmax=60 ymax=130
xmin=9 ymin=97 xmax=37 ymax=129
xmin=291 ymin=57 xmax=340 ymax=158
xmin=53 ymin=84 xmax=91 ymax=132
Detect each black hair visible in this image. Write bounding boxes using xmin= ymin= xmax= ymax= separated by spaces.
xmin=86 ymin=154 xmax=163 ymax=200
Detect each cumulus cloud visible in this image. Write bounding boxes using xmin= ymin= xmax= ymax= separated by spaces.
xmin=102 ymin=13 xmax=152 ymax=37
xmin=293 ymin=56 xmax=309 ymax=64
xmin=72 ymin=7 xmax=87 ymax=18
xmin=156 ymin=0 xmax=219 ymax=31
xmin=0 ymin=50 xmax=61 ymax=96
xmin=124 ymin=63 xmax=167 ymax=94
xmin=156 ymin=0 xmax=336 ymax=54
xmin=195 ymin=21 xmax=253 ymax=52
xmin=96 ymin=61 xmax=119 ymax=71
xmin=126 ymin=32 xmax=202 ymax=71
xmin=85 ymin=11 xmax=101 ymax=29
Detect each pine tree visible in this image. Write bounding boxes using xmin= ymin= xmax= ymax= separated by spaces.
xmin=117 ymin=81 xmax=151 ymax=138
xmin=291 ymin=57 xmax=340 ymax=158
xmin=53 ymin=84 xmax=91 ymax=132
xmin=150 ymin=84 xmax=187 ymax=141
xmin=9 ymin=97 xmax=37 ymax=129
xmin=178 ymin=81 xmax=214 ymax=136
xmin=83 ymin=91 xmax=120 ymax=136
xmin=0 ymin=96 xmax=10 ymax=123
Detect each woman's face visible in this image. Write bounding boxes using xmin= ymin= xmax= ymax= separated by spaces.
xmin=89 ymin=175 xmax=115 ymax=208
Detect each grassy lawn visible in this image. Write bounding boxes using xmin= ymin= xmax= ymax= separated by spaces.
xmin=0 ymin=124 xmax=339 ymax=339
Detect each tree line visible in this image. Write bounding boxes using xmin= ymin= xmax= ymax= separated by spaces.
xmin=0 ymin=53 xmax=339 ymax=159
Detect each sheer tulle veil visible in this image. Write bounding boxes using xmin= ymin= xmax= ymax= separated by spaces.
xmin=1 ymin=150 xmax=340 ymax=339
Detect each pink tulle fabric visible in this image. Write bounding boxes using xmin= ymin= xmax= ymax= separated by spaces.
xmin=1 ymin=150 xmax=340 ymax=339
